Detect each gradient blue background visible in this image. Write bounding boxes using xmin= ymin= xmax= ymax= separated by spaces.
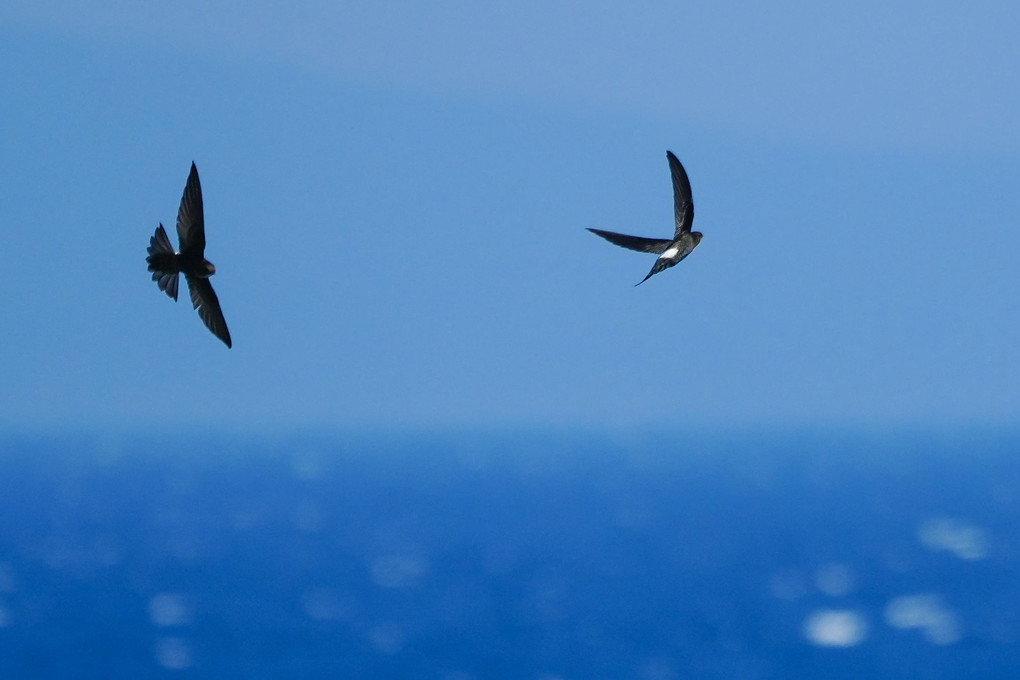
xmin=2 ymin=0 xmax=1019 ymax=430
xmin=2 ymin=4 xmax=1020 ymax=677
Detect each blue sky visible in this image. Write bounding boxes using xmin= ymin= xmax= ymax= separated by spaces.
xmin=1 ymin=1 xmax=1019 ymax=431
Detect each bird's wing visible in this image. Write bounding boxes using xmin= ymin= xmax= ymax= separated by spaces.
xmin=587 ymin=228 xmax=672 ymax=254
xmin=185 ymin=274 xmax=232 ymax=348
xmin=176 ymin=162 xmax=206 ymax=256
xmin=667 ymin=151 xmax=694 ymax=237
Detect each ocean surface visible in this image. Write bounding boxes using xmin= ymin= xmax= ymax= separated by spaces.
xmin=0 ymin=430 xmax=1018 ymax=678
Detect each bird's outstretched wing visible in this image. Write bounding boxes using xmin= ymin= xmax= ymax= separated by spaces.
xmin=185 ymin=274 xmax=232 ymax=348
xmin=146 ymin=223 xmax=179 ymax=301
xmin=587 ymin=228 xmax=672 ymax=254
xmin=177 ymin=162 xmax=206 ymax=256
xmin=667 ymin=150 xmax=694 ymax=237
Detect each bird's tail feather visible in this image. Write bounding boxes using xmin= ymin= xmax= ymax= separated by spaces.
xmin=146 ymin=224 xmax=179 ymax=301
xmin=147 ymin=224 xmax=174 ymax=257
xmin=152 ymin=270 xmax=180 ymax=301
xmin=634 ymin=259 xmax=667 ymax=286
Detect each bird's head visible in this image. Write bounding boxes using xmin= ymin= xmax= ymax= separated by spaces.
xmin=691 ymin=231 xmax=703 ymax=247
xmin=200 ymin=260 xmax=217 ymax=277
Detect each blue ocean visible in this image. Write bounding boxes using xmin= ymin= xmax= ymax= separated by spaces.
xmin=0 ymin=430 xmax=1017 ymax=678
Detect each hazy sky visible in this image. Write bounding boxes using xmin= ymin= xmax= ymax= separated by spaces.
xmin=2 ymin=1 xmax=1018 ymax=430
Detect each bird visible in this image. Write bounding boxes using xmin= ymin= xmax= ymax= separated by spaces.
xmin=146 ymin=162 xmax=232 ymax=348
xmin=588 ymin=150 xmax=702 ymax=285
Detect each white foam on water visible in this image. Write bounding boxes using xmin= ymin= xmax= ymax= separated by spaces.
xmin=885 ymin=594 xmax=961 ymax=645
xmin=918 ymin=517 xmax=989 ymax=560
xmin=148 ymin=593 xmax=192 ymax=627
xmin=815 ymin=563 xmax=856 ymax=597
xmin=803 ymin=609 xmax=868 ymax=647
xmin=155 ymin=636 xmax=193 ymax=670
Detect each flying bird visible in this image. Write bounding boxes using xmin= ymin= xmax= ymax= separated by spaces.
xmin=588 ymin=150 xmax=702 ymax=285
xmin=146 ymin=162 xmax=232 ymax=348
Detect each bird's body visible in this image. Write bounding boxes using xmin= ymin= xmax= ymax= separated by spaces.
xmin=146 ymin=162 xmax=232 ymax=348
xmin=588 ymin=150 xmax=702 ymax=285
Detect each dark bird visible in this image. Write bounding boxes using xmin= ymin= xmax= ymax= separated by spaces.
xmin=588 ymin=150 xmax=702 ymax=285
xmin=146 ymin=162 xmax=232 ymax=348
